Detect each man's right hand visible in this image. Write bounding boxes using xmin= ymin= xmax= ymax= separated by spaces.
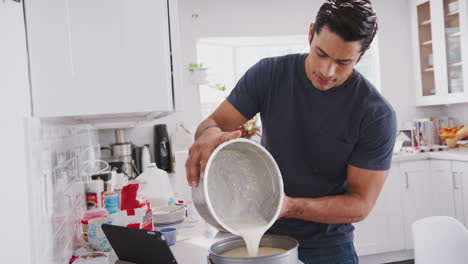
xmin=185 ymin=127 xmax=241 ymax=187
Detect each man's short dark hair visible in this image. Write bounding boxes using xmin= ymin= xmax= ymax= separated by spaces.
xmin=314 ymin=0 xmax=378 ymax=52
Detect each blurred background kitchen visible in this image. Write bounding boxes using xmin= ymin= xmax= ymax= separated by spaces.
xmin=3 ymin=0 xmax=468 ymax=263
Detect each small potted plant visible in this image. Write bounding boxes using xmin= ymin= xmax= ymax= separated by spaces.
xmin=208 ymin=83 xmax=226 ymax=92
xmin=188 ymin=63 xmax=208 ymax=85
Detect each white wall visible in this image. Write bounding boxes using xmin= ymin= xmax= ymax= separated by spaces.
xmin=446 ymin=103 xmax=468 ymax=124
xmin=100 ymin=0 xmax=457 ymax=150
xmin=176 ymin=0 xmax=448 ymax=128
xmin=0 ymin=1 xmax=32 ymax=263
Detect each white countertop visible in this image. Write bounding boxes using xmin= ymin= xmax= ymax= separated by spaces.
xmin=392 ymin=149 xmax=468 ymax=162
xmin=108 ymin=220 xmax=235 ymax=264
xmin=170 ymin=220 xmax=235 ymax=263
xmin=110 ymin=220 xmax=304 ymax=264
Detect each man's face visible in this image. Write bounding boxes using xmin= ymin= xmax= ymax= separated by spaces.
xmin=306 ymin=23 xmax=364 ymax=91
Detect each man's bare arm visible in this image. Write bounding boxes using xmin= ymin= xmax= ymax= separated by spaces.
xmin=186 ymin=100 xmax=248 ymax=187
xmin=279 ymin=165 xmax=388 ymax=224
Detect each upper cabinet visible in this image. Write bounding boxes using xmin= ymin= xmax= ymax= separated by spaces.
xmin=24 ymin=0 xmax=181 ymax=120
xmin=410 ymin=0 xmax=468 ymax=106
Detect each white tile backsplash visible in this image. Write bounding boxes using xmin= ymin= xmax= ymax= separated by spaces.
xmin=26 ymin=119 xmax=100 ymax=264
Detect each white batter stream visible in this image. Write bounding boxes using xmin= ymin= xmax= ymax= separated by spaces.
xmin=222 ymin=215 xmax=284 ymax=258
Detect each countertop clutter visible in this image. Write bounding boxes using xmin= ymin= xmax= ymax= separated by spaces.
xmin=393 ymin=148 xmax=468 ymax=162
xmin=107 ymin=221 xmax=232 ymax=264
xmin=108 ymin=221 xmax=305 ymax=264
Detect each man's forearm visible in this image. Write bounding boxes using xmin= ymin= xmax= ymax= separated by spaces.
xmin=282 ymin=193 xmax=374 ymax=224
xmin=195 ymin=118 xmax=222 ymax=140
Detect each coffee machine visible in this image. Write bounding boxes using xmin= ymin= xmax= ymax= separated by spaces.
xmin=102 ymin=129 xmax=138 ymax=178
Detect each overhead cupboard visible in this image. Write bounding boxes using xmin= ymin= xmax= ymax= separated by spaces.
xmin=410 ymin=0 xmax=468 ymax=106
xmin=24 ymin=0 xmax=183 ymax=124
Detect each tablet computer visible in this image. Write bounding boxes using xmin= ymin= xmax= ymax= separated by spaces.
xmin=102 ymin=224 xmax=178 ymax=264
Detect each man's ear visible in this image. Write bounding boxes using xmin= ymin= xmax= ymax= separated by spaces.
xmin=308 ymin=23 xmax=315 ymax=45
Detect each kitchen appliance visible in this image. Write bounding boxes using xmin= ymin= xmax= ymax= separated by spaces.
xmin=154 ymin=124 xmax=173 ymax=172
xmin=132 ymin=146 xmax=144 ymax=174
xmin=132 ymin=144 xmax=151 ymax=174
xmin=208 ymin=235 xmax=299 ymax=264
xmin=192 ymin=138 xmax=284 ymax=234
xmin=102 ymin=129 xmax=138 ymax=178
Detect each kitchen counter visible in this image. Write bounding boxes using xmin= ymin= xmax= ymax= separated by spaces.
xmin=392 ymin=149 xmax=468 ymax=162
xmin=170 ymin=220 xmax=235 ymax=263
xmin=110 ymin=220 xmax=305 ymax=264
xmin=105 ymin=150 xmax=468 ymax=264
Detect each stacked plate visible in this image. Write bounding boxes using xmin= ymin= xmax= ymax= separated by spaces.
xmin=152 ymin=205 xmax=187 ymax=227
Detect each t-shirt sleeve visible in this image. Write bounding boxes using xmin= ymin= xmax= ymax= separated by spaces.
xmin=226 ymin=59 xmax=270 ymax=120
xmin=348 ymin=111 xmax=397 ymax=171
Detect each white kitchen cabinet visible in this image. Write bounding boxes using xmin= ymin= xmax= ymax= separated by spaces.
xmin=453 ymin=161 xmax=468 ymax=225
xmin=400 ymin=160 xmax=435 ymax=249
xmin=1 ymin=0 xmax=33 ymax=263
xmin=356 ymin=157 xmax=468 ymax=262
xmin=354 ymin=162 xmax=405 ymax=256
xmin=410 ymin=0 xmax=468 ymax=106
xmin=430 ymin=160 xmax=456 ymax=217
xmin=24 ymin=0 xmax=177 ymax=118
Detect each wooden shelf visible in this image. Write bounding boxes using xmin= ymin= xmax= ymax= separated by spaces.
xmin=447 ymin=32 xmax=461 ymax=38
xmin=420 ymin=19 xmax=432 ymax=26
xmin=421 ymin=40 xmax=433 ymax=46
xmin=446 ymin=10 xmax=459 ymax=17
xmin=449 ymin=62 xmax=463 ymax=67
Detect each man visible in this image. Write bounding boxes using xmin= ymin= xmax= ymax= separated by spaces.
xmin=186 ymin=0 xmax=396 ymax=263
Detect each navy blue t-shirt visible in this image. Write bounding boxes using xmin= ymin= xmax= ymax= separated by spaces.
xmin=227 ymin=53 xmax=397 ymax=248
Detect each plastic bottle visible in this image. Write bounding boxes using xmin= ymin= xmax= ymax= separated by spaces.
xmin=114 ymin=172 xmax=128 ymax=210
xmin=137 ymin=163 xmax=174 ymax=208
xmin=141 ymin=145 xmax=151 ymax=172
xmin=104 ymin=182 xmax=119 ymax=215
xmin=86 ymin=180 xmax=104 ymax=209
xmin=171 ymin=122 xmax=194 ymax=168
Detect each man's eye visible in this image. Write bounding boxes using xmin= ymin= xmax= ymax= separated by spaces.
xmin=317 ymin=52 xmax=326 ymax=58
xmin=338 ymin=61 xmax=350 ymax=66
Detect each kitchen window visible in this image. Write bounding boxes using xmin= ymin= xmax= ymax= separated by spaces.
xmin=197 ymin=35 xmax=381 ymax=119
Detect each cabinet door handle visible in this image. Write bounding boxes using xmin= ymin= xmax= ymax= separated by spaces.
xmin=405 ymin=172 xmax=409 ymax=189
xmin=8 ymin=0 xmax=21 ymax=2
xmin=453 ymin=172 xmax=459 ymax=190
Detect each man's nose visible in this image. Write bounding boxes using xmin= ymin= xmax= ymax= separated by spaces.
xmin=321 ymin=60 xmax=336 ymax=79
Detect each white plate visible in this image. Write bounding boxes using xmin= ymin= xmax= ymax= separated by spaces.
xmin=152 ymin=205 xmax=186 ymax=225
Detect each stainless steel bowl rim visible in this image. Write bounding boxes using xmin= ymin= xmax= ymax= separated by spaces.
xmin=202 ymin=138 xmax=285 ymax=235
xmin=209 ymin=235 xmax=299 ymax=260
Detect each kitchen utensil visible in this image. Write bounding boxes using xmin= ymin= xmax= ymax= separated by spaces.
xmin=159 ymin=227 xmax=177 ymax=246
xmin=208 ymin=235 xmax=299 ymax=264
xmin=192 ymin=138 xmax=284 ymax=234
xmin=102 ymin=129 xmax=138 ymax=178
